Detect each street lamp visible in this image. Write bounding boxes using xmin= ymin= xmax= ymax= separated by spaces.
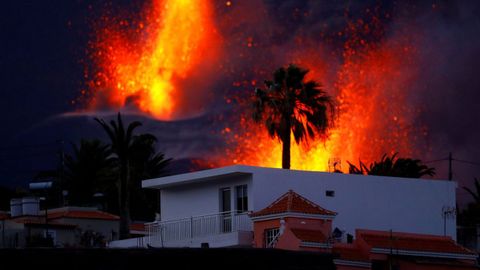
xmin=29 ymin=181 xmax=53 ymax=246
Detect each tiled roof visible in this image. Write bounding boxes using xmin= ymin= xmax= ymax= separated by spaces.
xmin=358 ymin=230 xmax=475 ymax=255
xmin=14 ymin=217 xmax=77 ymax=228
xmin=291 ymin=228 xmax=328 ymax=243
xmin=0 ymin=212 xmax=9 ymax=220
xmin=250 ymin=190 xmax=337 ymax=217
xmin=129 ymin=222 xmax=146 ymax=232
xmin=48 ymin=209 xmax=119 ymax=221
xmin=333 ymin=243 xmax=370 ymax=262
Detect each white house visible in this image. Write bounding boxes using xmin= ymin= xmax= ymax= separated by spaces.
xmin=110 ymin=165 xmax=457 ymax=248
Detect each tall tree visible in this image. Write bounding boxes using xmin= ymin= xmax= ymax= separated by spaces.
xmin=64 ymin=139 xmax=114 ymax=206
xmin=458 ymin=178 xmax=480 ymax=226
xmin=95 ymin=113 xmax=171 ymax=238
xmin=463 ymin=178 xmax=480 ymax=204
xmin=129 ymin=134 xmax=171 ymax=221
xmin=348 ymin=153 xmax=435 ymax=178
xmin=95 ymin=113 xmax=142 ymax=239
xmin=253 ymin=64 xmax=333 ymax=169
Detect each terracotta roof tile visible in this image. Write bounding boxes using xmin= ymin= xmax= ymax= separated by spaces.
xmin=0 ymin=212 xmax=9 ymax=220
xmin=14 ymin=218 xmax=77 ymax=228
xmin=291 ymin=228 xmax=328 ymax=243
xmin=358 ymin=230 xmax=475 ymax=255
xmin=129 ymin=223 xmax=146 ymax=232
xmin=333 ymin=243 xmax=370 ymax=262
xmin=251 ymin=190 xmax=336 ymax=217
xmin=48 ymin=210 xmax=119 ymax=221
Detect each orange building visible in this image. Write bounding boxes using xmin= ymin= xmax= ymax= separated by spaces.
xmin=250 ymin=190 xmax=336 ymax=251
xmin=250 ymin=190 xmax=479 ymax=270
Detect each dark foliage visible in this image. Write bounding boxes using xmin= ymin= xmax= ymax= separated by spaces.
xmin=458 ymin=178 xmax=480 ymax=226
xmin=95 ymin=113 xmax=171 ymax=238
xmin=253 ymin=64 xmax=333 ymax=169
xmin=64 ymin=139 xmax=115 ymax=207
xmin=463 ymin=178 xmax=480 ymax=204
xmin=348 ymin=153 xmax=435 ymax=178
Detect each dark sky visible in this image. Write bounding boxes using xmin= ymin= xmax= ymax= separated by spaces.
xmin=0 ymin=2 xmax=83 ymax=184
xmin=0 ymin=2 xmax=81 ymax=140
xmin=1 ymin=1 xmax=480 ymax=205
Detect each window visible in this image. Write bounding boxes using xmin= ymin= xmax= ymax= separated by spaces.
xmin=235 ymin=185 xmax=248 ymax=213
xmin=326 ymin=190 xmax=335 ymax=197
xmin=264 ymin=228 xmax=280 ymax=248
xmin=220 ymin=188 xmax=232 ymax=232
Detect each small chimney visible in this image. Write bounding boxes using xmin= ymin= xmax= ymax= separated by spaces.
xmin=10 ymin=198 xmax=22 ymax=217
xmin=21 ymin=197 xmax=40 ymax=216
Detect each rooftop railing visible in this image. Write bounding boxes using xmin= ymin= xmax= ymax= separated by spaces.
xmin=146 ymin=211 xmax=252 ymax=246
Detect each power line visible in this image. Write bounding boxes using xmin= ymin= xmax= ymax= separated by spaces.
xmin=453 ymin=158 xmax=480 ymax=167
xmin=421 ymin=154 xmax=480 ymax=181
xmin=423 ymin=157 xmax=449 ymax=164
xmin=423 ymin=157 xmax=480 ymax=167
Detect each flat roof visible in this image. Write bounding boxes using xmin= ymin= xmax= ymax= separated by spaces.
xmin=142 ymin=165 xmax=256 ymax=189
xmin=142 ymin=165 xmax=453 ymax=190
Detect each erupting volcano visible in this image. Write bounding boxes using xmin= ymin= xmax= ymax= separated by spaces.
xmin=84 ymin=0 xmax=220 ymax=119
xmin=83 ymin=1 xmax=427 ymax=172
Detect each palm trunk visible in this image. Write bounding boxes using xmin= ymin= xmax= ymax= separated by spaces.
xmin=282 ymin=120 xmax=291 ymax=169
xmin=118 ymin=159 xmax=131 ymax=239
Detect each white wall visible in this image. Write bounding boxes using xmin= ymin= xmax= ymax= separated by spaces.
xmin=160 ymin=174 xmax=252 ymax=221
xmin=151 ymin=166 xmax=456 ymax=239
xmin=251 ymin=168 xmax=457 ymax=239
xmin=58 ymin=218 xmax=119 ymax=241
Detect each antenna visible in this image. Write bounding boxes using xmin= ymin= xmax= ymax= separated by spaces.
xmin=441 ymin=206 xmax=456 ymax=236
xmin=328 ymin=157 xmax=342 ymax=172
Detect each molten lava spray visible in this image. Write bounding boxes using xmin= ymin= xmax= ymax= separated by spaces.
xmin=85 ymin=0 xmax=220 ymax=119
xmin=216 ymin=9 xmax=423 ymax=172
xmin=84 ymin=1 xmax=426 ymax=172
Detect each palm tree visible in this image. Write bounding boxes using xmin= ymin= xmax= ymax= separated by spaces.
xmin=348 ymin=153 xmax=435 ymax=178
xmin=458 ymin=178 xmax=480 ymax=226
xmin=129 ymin=134 xmax=171 ymax=179
xmin=463 ymin=178 xmax=480 ymax=204
xmin=64 ymin=139 xmax=115 ymax=206
xmin=129 ymin=134 xmax=171 ymax=221
xmin=253 ymin=64 xmax=333 ymax=169
xmin=95 ymin=113 xmax=143 ymax=239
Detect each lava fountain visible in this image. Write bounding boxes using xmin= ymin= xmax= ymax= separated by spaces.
xmin=84 ymin=0 xmax=220 ymax=119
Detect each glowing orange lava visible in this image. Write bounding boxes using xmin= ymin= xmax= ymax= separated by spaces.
xmin=87 ymin=0 xmax=220 ymax=119
xmin=217 ymin=17 xmax=423 ymax=172
xmin=85 ymin=1 xmax=425 ymax=173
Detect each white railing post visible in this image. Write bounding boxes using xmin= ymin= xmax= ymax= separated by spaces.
xmin=190 ymin=216 xmax=193 ymax=239
xmin=231 ymin=211 xmax=236 ymax=232
xmin=147 ymin=224 xmax=150 ymax=246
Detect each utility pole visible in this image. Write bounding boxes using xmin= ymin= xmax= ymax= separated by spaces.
xmin=448 ymin=152 xmax=453 ymax=181
xmin=58 ymin=140 xmax=65 ymax=184
xmin=57 ymin=140 xmax=65 ymax=206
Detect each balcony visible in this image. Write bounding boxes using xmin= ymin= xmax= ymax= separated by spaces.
xmin=146 ymin=211 xmax=253 ymax=248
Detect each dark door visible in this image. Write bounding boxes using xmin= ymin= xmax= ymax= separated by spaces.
xmin=220 ymin=188 xmax=231 ymax=232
